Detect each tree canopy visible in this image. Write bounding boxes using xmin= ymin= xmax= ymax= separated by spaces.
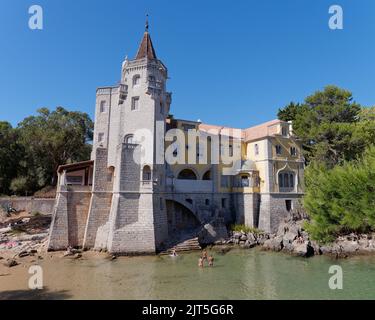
xmin=0 ymin=107 xmax=93 ymax=195
xmin=278 ymin=85 xmax=374 ymax=167
xmin=278 ymin=86 xmax=375 ymax=241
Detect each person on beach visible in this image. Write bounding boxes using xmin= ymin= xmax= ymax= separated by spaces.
xmin=208 ymin=255 xmax=214 ymax=267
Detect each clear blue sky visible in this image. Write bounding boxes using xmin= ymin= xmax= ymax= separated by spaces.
xmin=1 ymin=0 xmax=374 ymax=128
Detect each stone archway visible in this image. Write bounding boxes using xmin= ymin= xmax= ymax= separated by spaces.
xmin=166 ymin=200 xmax=201 ymax=239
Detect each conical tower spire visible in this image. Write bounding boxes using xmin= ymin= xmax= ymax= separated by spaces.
xmin=135 ymin=15 xmax=157 ymax=60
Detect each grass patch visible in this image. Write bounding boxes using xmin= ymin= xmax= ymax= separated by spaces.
xmin=230 ymin=224 xmax=263 ymax=234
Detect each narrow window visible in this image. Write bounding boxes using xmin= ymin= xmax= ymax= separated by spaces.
xmin=160 ymin=101 xmax=163 ymax=114
xmin=98 ymin=132 xmax=104 ymax=142
xmin=290 ymin=147 xmax=297 ymax=156
xmin=284 ymin=173 xmax=290 ymax=188
xmin=132 ymin=75 xmax=140 ymax=87
xmin=143 ymin=165 xmax=151 ymax=181
xmin=205 ymin=199 xmax=210 ymax=206
xmin=229 ymin=144 xmax=233 ymax=157
xmin=276 ymin=145 xmax=282 ymax=155
xmin=221 ymin=198 xmax=227 ymax=209
xmin=290 ymin=173 xmax=294 ymax=188
xmin=160 ymin=198 xmax=164 ymax=210
xmin=279 ymin=173 xmax=284 ymax=188
xmin=285 ymin=200 xmax=292 ymax=212
xmin=282 ymin=127 xmax=288 ymax=137
xmin=131 ymin=97 xmax=139 ymax=110
xmin=255 ymin=144 xmax=259 ymax=155
xmin=100 ymin=101 xmax=106 ymax=113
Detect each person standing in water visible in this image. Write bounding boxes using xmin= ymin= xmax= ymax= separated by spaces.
xmin=208 ymin=255 xmax=214 ymax=267
xmin=198 ymin=257 xmax=204 ymax=268
xmin=202 ymin=249 xmax=208 ymax=261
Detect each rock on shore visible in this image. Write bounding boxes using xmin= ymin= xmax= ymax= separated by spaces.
xmin=218 ymin=219 xmax=375 ymax=258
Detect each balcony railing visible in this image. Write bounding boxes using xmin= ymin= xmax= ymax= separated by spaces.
xmin=232 ymin=177 xmax=260 ymax=188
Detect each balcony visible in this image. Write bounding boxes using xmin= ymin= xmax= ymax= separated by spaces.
xmin=168 ymin=179 xmax=213 ymax=193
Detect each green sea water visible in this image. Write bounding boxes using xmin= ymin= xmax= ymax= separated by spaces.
xmin=2 ymin=248 xmax=375 ymax=299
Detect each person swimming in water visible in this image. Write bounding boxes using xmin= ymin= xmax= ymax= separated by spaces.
xmin=170 ymin=248 xmax=178 ymax=257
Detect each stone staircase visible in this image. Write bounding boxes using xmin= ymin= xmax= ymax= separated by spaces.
xmin=161 ymin=237 xmax=202 ymax=255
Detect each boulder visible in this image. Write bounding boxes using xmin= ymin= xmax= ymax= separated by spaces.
xmin=247 ymin=233 xmax=256 ymax=242
xmin=198 ymin=220 xmax=228 ymax=245
xmin=310 ymin=241 xmax=322 ymax=255
xmin=4 ymin=259 xmax=18 ymax=268
xmin=18 ymin=251 xmax=30 ymax=258
xmin=244 ymin=237 xmax=257 ymax=248
xmin=339 ymin=240 xmax=360 ymax=254
xmin=263 ymin=235 xmax=283 ymax=251
xmin=277 ymin=222 xmax=289 ymax=236
xmin=292 ymin=241 xmax=314 ymax=257
xmin=233 ymin=232 xmax=242 ymax=239
xmin=240 ymin=235 xmax=248 ymax=241
xmin=282 ymin=242 xmax=294 ymax=252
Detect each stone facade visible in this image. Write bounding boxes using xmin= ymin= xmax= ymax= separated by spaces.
xmin=47 ymin=24 xmax=304 ymax=254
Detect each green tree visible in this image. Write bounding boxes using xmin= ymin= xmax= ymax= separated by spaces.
xmin=277 ymin=102 xmax=306 ymax=122
xmin=277 ymin=86 xmax=370 ymax=166
xmin=304 ymin=146 xmax=375 ymax=242
xmin=0 ymin=122 xmax=23 ymax=194
xmin=16 ymin=107 xmax=93 ymax=190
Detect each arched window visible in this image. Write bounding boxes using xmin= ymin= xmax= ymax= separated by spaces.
xmin=202 ymin=170 xmax=211 ymax=180
xmin=278 ymin=171 xmax=294 ymax=191
xmin=132 ymin=74 xmax=140 ymax=87
xmin=177 ymin=169 xmax=197 ymax=180
xmin=125 ymin=134 xmax=134 ymax=144
xmin=143 ymin=165 xmax=151 ymax=181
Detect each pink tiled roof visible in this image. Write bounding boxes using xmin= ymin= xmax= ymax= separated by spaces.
xmin=197 ymin=119 xmax=282 ymax=141
xmin=243 ymin=119 xmax=281 ymax=141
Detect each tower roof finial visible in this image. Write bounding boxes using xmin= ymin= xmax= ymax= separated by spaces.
xmin=145 ymin=13 xmax=149 ymax=32
xmin=135 ymin=14 xmax=157 ymax=60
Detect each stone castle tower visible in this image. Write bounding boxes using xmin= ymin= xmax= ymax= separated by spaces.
xmin=92 ymin=21 xmax=172 ymax=253
xmin=48 ymin=21 xmax=173 ymax=254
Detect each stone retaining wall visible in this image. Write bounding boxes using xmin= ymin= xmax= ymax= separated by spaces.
xmin=0 ymin=197 xmax=55 ymax=215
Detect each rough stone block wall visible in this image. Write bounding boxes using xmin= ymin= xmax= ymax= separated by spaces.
xmin=107 ymin=144 xmax=157 ymax=254
xmin=83 ymin=192 xmax=112 ymax=249
xmin=47 ymin=193 xmax=69 ymax=250
xmin=108 ymin=193 xmax=157 ymax=254
xmin=83 ymin=148 xmax=113 ymax=249
xmin=0 ymin=197 xmax=55 ymax=215
xmin=259 ymin=193 xmax=303 ymax=233
xmin=232 ymin=193 xmax=260 ymax=228
xmin=153 ymin=195 xmax=168 ymax=249
xmin=67 ymin=192 xmax=91 ymax=247
xmin=119 ymin=144 xmax=141 ymax=192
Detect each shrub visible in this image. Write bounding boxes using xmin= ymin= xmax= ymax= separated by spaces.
xmin=304 ymin=146 xmax=375 ymax=242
